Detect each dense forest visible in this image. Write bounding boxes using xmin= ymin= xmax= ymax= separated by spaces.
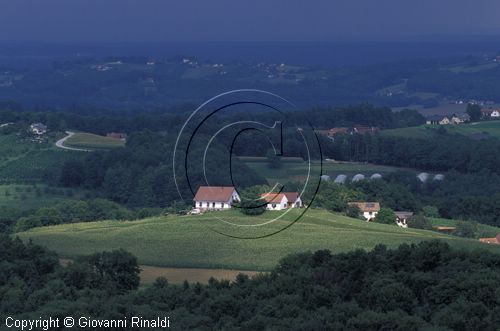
xmin=325 ymin=130 xmax=500 ymax=174
xmin=2 ymin=236 xmax=500 ymax=330
xmin=2 ymin=104 xmax=499 ymax=229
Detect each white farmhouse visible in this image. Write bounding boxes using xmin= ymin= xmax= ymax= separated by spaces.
xmin=395 ymin=211 xmax=413 ymax=228
xmin=260 ymin=192 xmax=302 ymax=210
xmin=193 ymin=186 xmax=240 ymax=210
xmin=348 ymin=202 xmax=380 ymax=221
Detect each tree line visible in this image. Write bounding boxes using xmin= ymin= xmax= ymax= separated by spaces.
xmin=2 ymin=236 xmax=500 ymax=330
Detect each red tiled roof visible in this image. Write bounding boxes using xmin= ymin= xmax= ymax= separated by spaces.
xmin=260 ymin=193 xmax=286 ymax=203
xmin=283 ymin=192 xmax=299 ymax=202
xmin=193 ymin=186 xmax=235 ymax=202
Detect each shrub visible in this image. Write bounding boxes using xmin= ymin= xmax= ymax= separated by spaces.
xmin=235 ymin=187 xmax=266 ymax=216
xmin=407 ymin=214 xmax=432 ymax=230
xmin=422 ymin=205 xmax=440 ymax=218
xmin=346 ymin=204 xmax=361 ymax=219
xmin=374 ymin=208 xmax=396 ymax=225
xmin=452 ymin=221 xmax=477 ymax=238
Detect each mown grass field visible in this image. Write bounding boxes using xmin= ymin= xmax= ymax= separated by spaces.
xmin=16 ymin=209 xmax=500 ymax=271
xmin=64 ymin=132 xmax=125 ymax=149
xmin=382 ymin=121 xmax=500 ymax=139
xmin=243 ymin=158 xmax=414 ymax=183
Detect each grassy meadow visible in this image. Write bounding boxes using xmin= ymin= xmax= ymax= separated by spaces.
xmin=16 ymin=209 xmax=500 ymax=271
xmin=64 ymin=132 xmax=125 ymax=149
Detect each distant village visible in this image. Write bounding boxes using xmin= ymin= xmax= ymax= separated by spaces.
xmin=425 ymin=108 xmax=500 ymax=125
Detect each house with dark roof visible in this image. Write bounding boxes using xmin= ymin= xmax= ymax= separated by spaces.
xmin=394 ymin=211 xmax=413 ymax=228
xmin=193 ymin=186 xmax=240 ymax=210
xmin=260 ymin=192 xmax=302 ymax=210
xmin=481 ymin=108 xmax=500 ymax=119
xmin=348 ymin=202 xmax=380 ymax=221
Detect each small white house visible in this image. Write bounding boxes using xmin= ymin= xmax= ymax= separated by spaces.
xmin=395 ymin=211 xmax=413 ymax=228
xmin=348 ymin=202 xmax=380 ymax=221
xmin=30 ymin=123 xmax=47 ymax=135
xmin=491 ymin=110 xmax=500 ymax=118
xmin=260 ymin=192 xmax=302 ymax=210
xmin=193 ymin=186 xmax=240 ymax=210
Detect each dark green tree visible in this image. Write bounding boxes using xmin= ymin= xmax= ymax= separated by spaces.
xmin=466 ymin=104 xmax=482 ymax=122
xmin=407 ymin=214 xmax=432 ymax=230
xmin=235 ymin=186 xmax=267 ymax=216
xmin=346 ymin=204 xmax=361 ymax=219
xmin=374 ymin=208 xmax=396 ymax=225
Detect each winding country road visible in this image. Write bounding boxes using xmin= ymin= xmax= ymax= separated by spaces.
xmin=55 ymin=131 xmax=92 ymax=152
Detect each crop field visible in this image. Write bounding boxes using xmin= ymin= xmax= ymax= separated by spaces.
xmin=382 ymin=121 xmax=500 ymax=139
xmin=16 ymin=209 xmax=500 ymax=271
xmin=243 ymin=158 xmax=414 ymax=183
xmin=64 ymin=132 xmax=125 ymax=149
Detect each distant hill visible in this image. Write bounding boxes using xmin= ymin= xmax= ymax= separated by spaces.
xmin=2 ymin=50 xmax=500 ymax=110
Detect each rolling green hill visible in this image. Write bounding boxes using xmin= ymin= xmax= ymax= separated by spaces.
xmin=16 ymin=209 xmax=500 ymax=271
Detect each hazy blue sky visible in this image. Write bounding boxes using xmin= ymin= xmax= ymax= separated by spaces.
xmin=1 ymin=0 xmax=499 ymax=42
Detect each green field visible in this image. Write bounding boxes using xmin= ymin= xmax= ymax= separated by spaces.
xmin=0 ymin=132 xmax=82 ymax=182
xmin=243 ymin=158 xmax=414 ymax=183
xmin=16 ymin=209 xmax=500 ymax=271
xmin=65 ymin=132 xmax=125 ymax=149
xmin=382 ymin=121 xmax=500 ymax=139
